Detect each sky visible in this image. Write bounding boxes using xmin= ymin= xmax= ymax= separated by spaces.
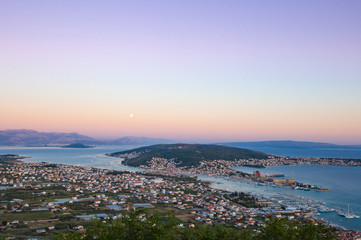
xmin=1 ymin=1 xmax=361 ymax=144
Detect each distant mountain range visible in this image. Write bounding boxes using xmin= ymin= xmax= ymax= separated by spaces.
xmin=1 ymin=129 xmax=360 ymax=149
xmin=0 ymin=129 xmax=173 ymax=146
xmin=219 ymin=140 xmax=361 ymax=149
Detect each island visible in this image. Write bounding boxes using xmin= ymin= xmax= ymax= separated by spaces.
xmin=106 ymin=143 xmax=270 ymax=167
xmin=107 ymin=144 xmax=332 ymax=192
xmin=61 ymin=143 xmax=94 ymax=148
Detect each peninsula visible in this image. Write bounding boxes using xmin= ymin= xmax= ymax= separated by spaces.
xmin=0 ymin=154 xmax=26 ymax=164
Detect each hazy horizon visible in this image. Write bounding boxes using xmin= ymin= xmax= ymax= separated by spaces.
xmin=2 ymin=128 xmax=361 ymax=146
xmin=1 ymin=1 xmax=361 ymax=144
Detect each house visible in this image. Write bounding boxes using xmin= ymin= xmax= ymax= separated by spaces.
xmin=73 ymin=225 xmax=84 ymax=231
xmin=36 ymin=229 xmax=47 ymax=233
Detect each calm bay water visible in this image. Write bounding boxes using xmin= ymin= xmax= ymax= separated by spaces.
xmin=0 ymin=146 xmax=360 ymax=230
xmin=0 ymin=145 xmax=141 ymax=172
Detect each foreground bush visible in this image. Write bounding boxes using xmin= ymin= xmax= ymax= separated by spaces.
xmin=54 ymin=210 xmax=335 ymax=240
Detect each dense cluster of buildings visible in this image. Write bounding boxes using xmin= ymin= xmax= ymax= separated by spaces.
xmin=0 ymin=161 xmax=324 ymax=233
xmin=1 ymin=156 xmax=360 ymax=239
xmin=233 ymin=156 xmax=361 ymax=168
xmin=144 ymin=156 xmax=361 ymax=178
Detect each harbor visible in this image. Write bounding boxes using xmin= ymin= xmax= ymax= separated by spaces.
xmin=232 ymin=165 xmax=361 ymax=231
xmin=235 ymin=168 xmax=329 ymax=192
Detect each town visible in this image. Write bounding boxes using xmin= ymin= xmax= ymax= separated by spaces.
xmin=0 ymin=156 xmax=360 ymax=239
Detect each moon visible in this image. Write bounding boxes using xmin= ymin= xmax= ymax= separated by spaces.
xmin=129 ymin=113 xmax=134 ymax=118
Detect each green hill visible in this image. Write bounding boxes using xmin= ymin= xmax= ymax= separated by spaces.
xmin=108 ymin=144 xmax=270 ymax=167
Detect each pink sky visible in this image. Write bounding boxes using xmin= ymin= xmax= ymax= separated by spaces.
xmin=1 ymin=1 xmax=361 ymax=144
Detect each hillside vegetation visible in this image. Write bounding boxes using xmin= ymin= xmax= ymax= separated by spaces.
xmin=108 ymin=144 xmax=270 ymax=167
xmin=55 ymin=209 xmax=335 ymax=240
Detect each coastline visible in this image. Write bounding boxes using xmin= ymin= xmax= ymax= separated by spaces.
xmin=0 ymin=159 xmax=337 ymax=230
xmin=196 ymin=174 xmax=347 ymax=231
xmin=1 ymin=146 xmax=361 ymax=233
xmin=108 ymin=152 xmax=361 ymax=232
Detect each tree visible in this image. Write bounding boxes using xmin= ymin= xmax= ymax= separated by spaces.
xmin=258 ymin=216 xmax=335 ymax=240
xmin=55 ymin=211 xmax=335 ymax=240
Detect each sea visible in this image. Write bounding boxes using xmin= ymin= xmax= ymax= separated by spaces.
xmin=0 ymin=145 xmax=361 ymax=231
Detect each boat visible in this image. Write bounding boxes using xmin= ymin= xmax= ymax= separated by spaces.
xmin=313 ymin=187 xmax=329 ymax=191
xmin=338 ymin=204 xmax=360 ymax=219
xmin=268 ymin=173 xmax=285 ymax=178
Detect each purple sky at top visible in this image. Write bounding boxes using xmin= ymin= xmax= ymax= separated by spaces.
xmin=1 ymin=1 xmax=361 ymax=144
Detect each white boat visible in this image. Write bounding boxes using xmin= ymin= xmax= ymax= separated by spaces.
xmin=338 ymin=204 xmax=360 ymax=219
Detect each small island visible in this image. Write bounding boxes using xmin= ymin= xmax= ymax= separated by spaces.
xmin=61 ymin=143 xmax=94 ymax=148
